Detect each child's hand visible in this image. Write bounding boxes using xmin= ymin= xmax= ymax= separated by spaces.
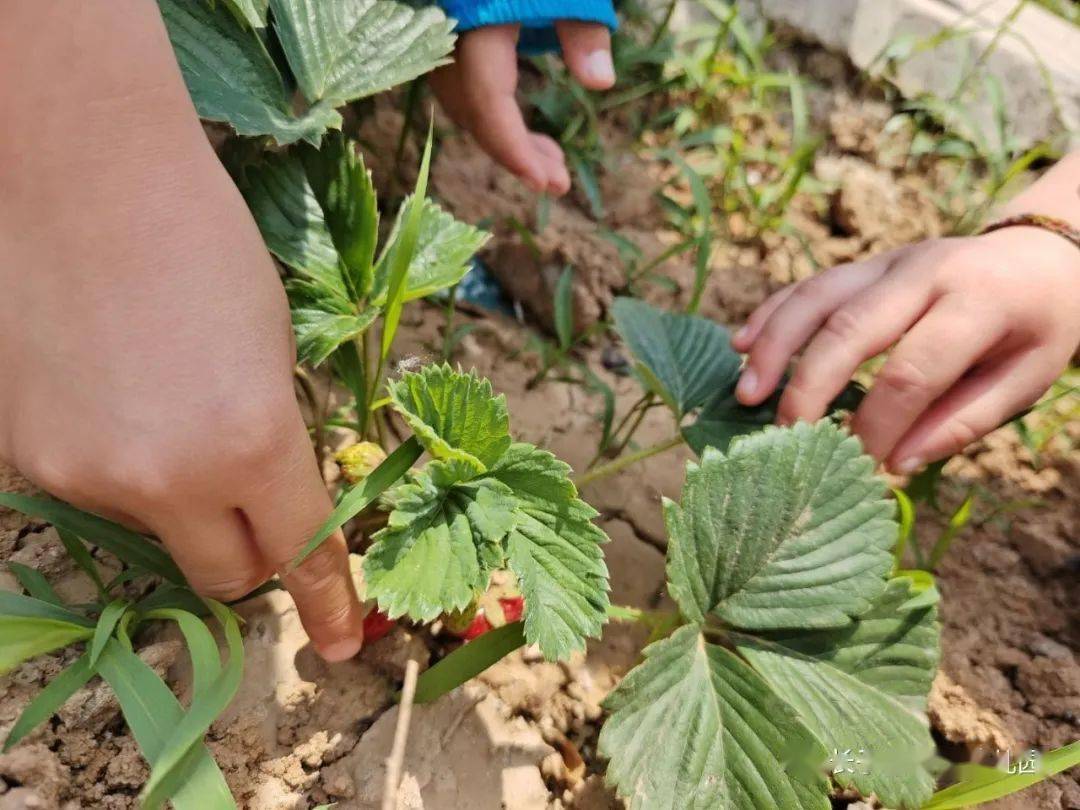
xmin=732 ymin=227 xmax=1080 ymax=473
xmin=0 ymin=1 xmax=365 ymax=662
xmin=428 ymin=21 xmax=615 ymax=195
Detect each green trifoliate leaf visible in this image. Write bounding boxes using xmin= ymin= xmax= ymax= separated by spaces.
xmin=735 ymin=578 xmax=940 ymax=809
xmin=159 ymin=0 xmax=339 ymax=145
xmin=389 ymin=365 xmax=512 ymax=474
xmin=292 ymin=307 xmax=379 ymax=365
xmin=611 ymin=297 xmax=742 ymax=417
xmin=599 ymin=625 xmax=830 ymax=810
xmin=268 ymin=0 xmax=455 ymax=107
xmin=372 ymin=197 xmax=490 ymax=304
xmin=239 ymin=152 xmax=343 ymax=291
xmin=363 ymin=467 xmax=516 ymax=621
xmin=684 ymin=379 xmax=867 ymax=456
xmin=488 ymin=444 xmax=609 ymax=661
xmin=299 ymin=134 xmax=379 ymax=300
xmin=665 ymin=420 xmax=895 ymax=630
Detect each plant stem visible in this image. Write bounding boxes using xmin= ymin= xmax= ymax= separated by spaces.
xmin=587 ymin=392 xmax=650 ymax=469
xmin=382 ymin=658 xmax=419 ymax=810
xmin=573 ymin=434 xmax=685 ymax=489
xmin=650 ymin=0 xmax=678 ymax=46
xmin=358 ymin=334 xmax=373 ymax=438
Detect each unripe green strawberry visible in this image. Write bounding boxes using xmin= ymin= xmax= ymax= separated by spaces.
xmin=335 ymin=441 xmax=387 ymax=484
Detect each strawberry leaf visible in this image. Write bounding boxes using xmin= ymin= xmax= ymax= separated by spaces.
xmin=291 ymin=307 xmax=379 ymax=366
xmin=488 ymin=444 xmax=609 ymax=661
xmin=363 ymin=467 xmax=516 ymax=621
xmin=389 ymin=365 xmax=512 ymax=474
xmin=371 ymin=197 xmax=490 ymax=304
xmin=734 ymin=578 xmax=940 ymax=809
xmin=239 ymin=152 xmax=345 ymax=295
xmin=299 ymin=134 xmax=379 ymax=300
xmin=159 ymin=0 xmax=339 ymax=145
xmin=268 ymin=0 xmax=455 ymax=108
xmin=665 ymin=420 xmax=894 ymax=630
xmin=684 ymin=380 xmax=866 ymax=456
xmin=599 ymin=625 xmax=830 ymax=810
xmin=611 ymin=297 xmax=742 ymax=417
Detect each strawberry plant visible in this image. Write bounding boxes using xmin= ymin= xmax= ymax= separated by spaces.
xmin=597 ymin=420 xmax=942 ymax=810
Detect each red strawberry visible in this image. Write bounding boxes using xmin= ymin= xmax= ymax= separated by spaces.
xmin=460 ymin=613 xmax=493 ymax=640
xmin=498 ymin=596 xmax=524 ymax=623
xmin=363 ymin=609 xmax=395 ymax=643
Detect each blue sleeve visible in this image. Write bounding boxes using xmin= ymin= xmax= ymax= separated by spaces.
xmin=439 ymin=0 xmax=618 ymax=55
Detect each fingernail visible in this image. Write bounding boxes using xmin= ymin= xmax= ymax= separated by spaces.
xmin=583 ymin=50 xmax=615 ymax=85
xmin=317 ymin=636 xmax=363 ymax=663
xmin=736 ymin=368 xmax=757 ymax=399
xmin=895 ymin=457 xmax=923 ymax=475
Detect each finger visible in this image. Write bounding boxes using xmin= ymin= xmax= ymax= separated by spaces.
xmin=850 ymin=297 xmax=1010 ymax=461
xmin=555 ymin=20 xmax=615 ymax=90
xmin=155 ymin=508 xmax=271 ymax=602
xmin=775 ymin=268 xmax=939 ymax=425
xmin=245 ymin=419 xmax=366 ymax=662
xmin=731 ymin=284 xmax=800 ymax=352
xmin=888 ymin=344 xmax=1067 ymax=472
xmin=736 ymin=253 xmax=896 ymax=406
xmin=428 ymin=63 xmax=471 ymax=129
xmin=456 ymin=25 xmax=548 ymax=192
xmin=530 ymin=133 xmax=571 ymax=195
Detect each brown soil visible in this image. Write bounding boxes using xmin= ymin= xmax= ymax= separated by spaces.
xmin=1 ymin=40 xmax=1077 ymax=810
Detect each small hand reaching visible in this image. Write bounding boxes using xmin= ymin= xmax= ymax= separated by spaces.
xmin=732 ymin=151 xmax=1080 ymax=473
xmin=429 ymin=19 xmax=615 ymax=195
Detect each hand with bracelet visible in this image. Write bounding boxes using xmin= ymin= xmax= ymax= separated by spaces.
xmin=733 ymin=150 xmax=1080 ymax=474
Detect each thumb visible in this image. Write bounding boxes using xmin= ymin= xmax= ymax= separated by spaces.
xmin=555 ymin=20 xmax=615 ymax=90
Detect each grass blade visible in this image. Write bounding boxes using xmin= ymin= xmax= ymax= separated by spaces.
xmin=96 ymin=639 xmax=236 ymax=810
xmin=0 ymin=591 xmax=94 ymax=626
xmin=891 ymin=487 xmax=916 ymax=570
xmin=0 ymin=615 xmax=94 ymax=675
xmin=3 ymin=652 xmax=95 ymax=751
xmin=143 ymin=608 xmax=222 ymax=698
xmin=139 ymin=601 xmax=243 ymax=809
xmin=414 ymin=621 xmax=526 ymax=704
xmin=0 ymin=493 xmax=185 ymax=585
xmin=6 ymin=562 xmax=63 ymax=606
xmin=923 ymin=741 xmax=1080 ymax=809
xmin=291 ymin=436 xmax=422 ymax=568
xmin=928 ymin=490 xmax=976 ymax=570
xmin=89 ymin=600 xmax=131 ymax=667
xmin=57 ymin=528 xmax=109 ymax=599
xmin=380 ymin=121 xmax=434 ymax=359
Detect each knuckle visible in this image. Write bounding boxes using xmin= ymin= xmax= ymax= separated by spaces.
xmin=877 ymin=357 xmax=932 ymax=398
xmin=103 ymin=448 xmax=186 ymax=507
xmin=283 ymin=543 xmax=346 ymax=592
xmin=820 ymin=308 xmax=861 ymax=344
xmin=306 ymin=596 xmax=356 ymax=636
xmin=192 ymin=572 xmax=268 ymax=602
xmin=213 ymin=395 xmax=298 ymax=467
xmin=941 ymin=416 xmax=980 ymax=454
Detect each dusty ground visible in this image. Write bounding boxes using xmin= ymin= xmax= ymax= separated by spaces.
xmin=1 ymin=39 xmax=1077 ymax=810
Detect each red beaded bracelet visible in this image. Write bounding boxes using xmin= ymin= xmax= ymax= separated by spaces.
xmin=979 ymin=213 xmax=1080 ymax=252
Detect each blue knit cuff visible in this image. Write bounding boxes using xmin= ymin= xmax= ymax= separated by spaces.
xmin=440 ymin=0 xmax=618 ymax=54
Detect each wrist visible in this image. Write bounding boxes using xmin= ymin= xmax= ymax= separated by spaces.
xmin=977 ymin=225 xmax=1080 ymax=282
